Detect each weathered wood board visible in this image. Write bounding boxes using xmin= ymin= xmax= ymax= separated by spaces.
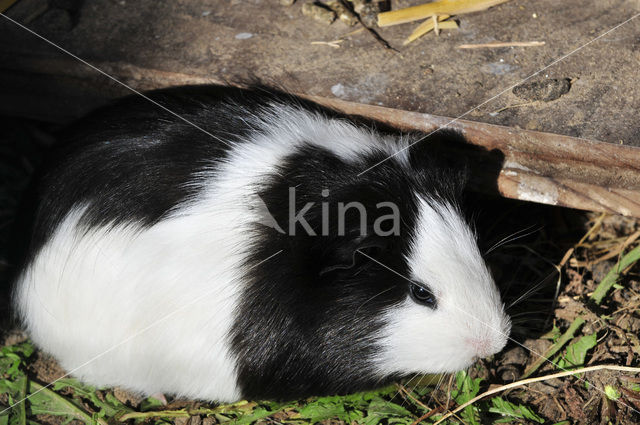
xmin=314 ymin=96 xmax=640 ymax=217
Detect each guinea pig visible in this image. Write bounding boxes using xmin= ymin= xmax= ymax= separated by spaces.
xmin=12 ymin=85 xmax=511 ymax=402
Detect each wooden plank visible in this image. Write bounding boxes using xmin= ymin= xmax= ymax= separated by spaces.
xmin=307 ymin=96 xmax=640 ymax=217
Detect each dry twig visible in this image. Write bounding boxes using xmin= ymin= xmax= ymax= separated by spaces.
xmin=378 ymin=0 xmax=510 ymax=27
xmin=404 ymin=15 xmax=458 ymax=45
xmin=457 ymin=40 xmax=545 ymax=48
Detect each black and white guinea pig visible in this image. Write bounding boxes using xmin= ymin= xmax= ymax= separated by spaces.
xmin=12 ymin=85 xmax=511 ymax=402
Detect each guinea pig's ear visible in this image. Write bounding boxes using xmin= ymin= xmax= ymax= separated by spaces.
xmin=318 ymin=236 xmax=388 ymax=277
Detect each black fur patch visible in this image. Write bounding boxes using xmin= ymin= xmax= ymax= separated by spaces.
xmin=232 ymin=132 xmax=472 ymax=400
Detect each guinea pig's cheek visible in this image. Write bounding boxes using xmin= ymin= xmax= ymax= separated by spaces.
xmin=372 ymin=299 xmax=475 ymax=376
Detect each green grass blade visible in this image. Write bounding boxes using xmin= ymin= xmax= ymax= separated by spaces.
xmin=590 ymin=245 xmax=640 ymax=305
xmin=521 ymin=316 xmax=585 ymax=378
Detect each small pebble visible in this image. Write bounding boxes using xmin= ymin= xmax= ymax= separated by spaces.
xmin=302 ymin=2 xmax=336 ymax=25
xmin=235 ymin=32 xmax=253 ymax=40
xmin=331 ymin=83 xmax=346 ymax=97
xmin=358 ymin=3 xmax=379 ymax=27
xmin=325 ymin=1 xmax=358 ymax=26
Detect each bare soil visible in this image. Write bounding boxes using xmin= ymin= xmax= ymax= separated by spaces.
xmin=1 ymin=0 xmax=639 ymax=146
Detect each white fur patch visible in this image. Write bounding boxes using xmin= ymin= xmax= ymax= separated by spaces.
xmin=252 ymin=102 xmax=412 ymax=166
xmin=15 ymin=103 xmax=412 ymax=401
xmin=16 ymin=203 xmax=248 ymax=401
xmin=374 ymin=198 xmax=511 ymax=376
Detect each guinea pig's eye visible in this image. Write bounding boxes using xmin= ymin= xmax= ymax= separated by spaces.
xmin=409 ymin=283 xmax=437 ymax=308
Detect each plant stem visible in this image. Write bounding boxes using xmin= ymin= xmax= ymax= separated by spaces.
xmin=521 ymin=316 xmax=585 ymax=379
xmin=118 ymin=402 xmax=252 ymax=421
xmin=590 ymin=245 xmax=640 ymax=305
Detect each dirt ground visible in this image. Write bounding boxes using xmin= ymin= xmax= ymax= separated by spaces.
xmin=0 ymin=0 xmax=639 ymax=146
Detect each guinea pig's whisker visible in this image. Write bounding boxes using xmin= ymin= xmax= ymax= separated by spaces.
xmin=354 ymin=285 xmax=397 ymax=317
xmin=505 ymin=244 xmax=558 ymax=269
xmin=510 ymin=308 xmax=553 ymax=316
xmin=428 ymin=373 xmax=448 ymax=407
xmin=484 ymin=224 xmax=542 ymax=256
xmin=406 ymin=373 xmax=436 ymax=409
xmin=404 ymin=372 xmax=431 ymax=408
xmin=506 ymin=269 xmax=558 ymax=310
xmin=442 ymin=373 xmax=455 ymax=414
xmin=510 ymin=316 xmax=550 ymax=325
xmin=394 ymin=380 xmax=416 ymax=409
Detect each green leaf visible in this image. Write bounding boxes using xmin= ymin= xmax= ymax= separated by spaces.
xmin=140 ymin=396 xmax=166 ymax=412
xmin=604 ymin=385 xmax=621 ymax=401
xmin=626 ymin=382 xmax=640 ymax=392
xmin=0 ymin=343 xmax=34 ymax=381
xmin=368 ymin=398 xmax=411 ymax=416
xmin=0 ymin=344 xmax=32 ymax=425
xmin=489 ymin=397 xmax=544 ymax=423
xmin=556 ymin=333 xmax=597 ymax=369
xmin=298 ymin=398 xmax=348 ymax=423
xmin=0 ymin=379 xmax=23 ymax=396
xmin=361 ymin=384 xmax=398 ymax=400
xmin=26 ymin=381 xmax=96 ymax=424
xmin=298 ymin=389 xmax=409 ymax=425
xmin=229 ymin=407 xmax=276 ymax=425
xmin=6 ymin=376 xmax=27 ymax=425
xmin=362 ymin=397 xmax=412 ymax=425
xmin=52 ymin=378 xmax=132 ymax=418
xmin=540 ymin=325 xmax=561 ymax=342
xmin=452 ymin=371 xmax=483 ymax=425
xmin=453 ymin=370 xmax=482 ymax=404
xmin=522 ymin=317 xmax=585 ymax=378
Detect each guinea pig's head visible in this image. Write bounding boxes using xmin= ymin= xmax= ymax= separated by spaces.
xmin=237 ymin=138 xmax=510 ymax=399
xmin=309 ymin=186 xmax=512 ymax=379
xmin=372 ymin=195 xmax=512 ymax=376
